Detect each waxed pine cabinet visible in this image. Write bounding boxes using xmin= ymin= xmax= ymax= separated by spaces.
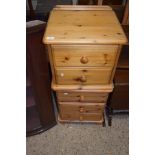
xmin=43 ymin=5 xmax=127 ymax=124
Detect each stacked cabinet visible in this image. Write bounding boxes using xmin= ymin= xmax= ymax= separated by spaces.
xmin=43 ymin=5 xmax=127 ymax=124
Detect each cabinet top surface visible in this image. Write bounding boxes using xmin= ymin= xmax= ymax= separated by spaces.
xmin=43 ymin=5 xmax=127 ymax=45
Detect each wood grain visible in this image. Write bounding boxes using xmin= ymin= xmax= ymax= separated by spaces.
xmin=109 ymin=45 xmax=122 ymax=83
xmin=59 ymin=102 xmax=105 ymax=113
xmin=55 ymin=67 xmax=112 ymax=85
xmin=47 ymin=45 xmax=56 ymax=82
xmin=52 ymin=45 xmax=118 ymax=67
xmin=57 ymin=91 xmax=108 ymax=102
xmin=52 ymin=81 xmax=114 ymax=92
xmin=59 ymin=112 xmax=103 ymax=121
xmin=58 ymin=114 xmax=103 ymax=123
xmin=44 ymin=5 xmax=127 ymax=123
xmin=43 ymin=6 xmax=127 ymax=45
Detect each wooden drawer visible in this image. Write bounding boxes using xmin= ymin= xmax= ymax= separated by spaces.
xmin=55 ymin=67 xmax=112 ymax=85
xmin=57 ymin=91 xmax=108 ymax=102
xmin=59 ymin=112 xmax=103 ymax=122
xmin=52 ymin=45 xmax=118 ymax=67
xmin=58 ymin=102 xmax=105 ymax=113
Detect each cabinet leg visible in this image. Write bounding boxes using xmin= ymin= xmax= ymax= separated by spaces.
xmin=106 ymin=106 xmax=113 ymax=126
xmin=102 ymin=116 xmax=106 ymax=127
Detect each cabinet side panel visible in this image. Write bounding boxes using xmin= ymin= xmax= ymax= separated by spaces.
xmin=47 ymin=45 xmax=57 ymax=84
xmin=109 ymin=45 xmax=122 ymax=83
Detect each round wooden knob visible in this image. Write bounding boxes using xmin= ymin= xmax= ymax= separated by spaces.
xmin=79 ymin=115 xmax=83 ymax=121
xmin=79 ymin=95 xmax=84 ymax=101
xmin=60 ymin=73 xmax=64 ymax=77
xmin=80 ymin=56 xmax=89 ymax=64
xmin=63 ymin=92 xmax=68 ymax=95
xmin=80 ymin=75 xmax=87 ymax=82
xmin=79 ymin=107 xmax=84 ymax=112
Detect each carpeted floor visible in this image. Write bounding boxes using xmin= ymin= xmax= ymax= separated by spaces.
xmin=27 ymin=115 xmax=129 ymax=155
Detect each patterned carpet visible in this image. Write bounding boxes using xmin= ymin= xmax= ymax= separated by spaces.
xmin=27 ymin=115 xmax=129 ymax=155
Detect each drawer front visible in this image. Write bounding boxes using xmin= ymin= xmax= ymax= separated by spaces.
xmin=52 ymin=45 xmax=118 ymax=67
xmin=60 ymin=112 xmax=103 ymax=121
xmin=59 ymin=102 xmax=105 ymax=113
xmin=57 ymin=92 xmax=108 ymax=103
xmin=55 ymin=67 xmax=112 ymax=85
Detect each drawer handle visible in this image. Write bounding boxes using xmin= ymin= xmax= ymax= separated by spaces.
xmin=79 ymin=115 xmax=83 ymax=121
xmin=79 ymin=107 xmax=84 ymax=112
xmin=79 ymin=75 xmax=87 ymax=82
xmin=64 ymin=92 xmax=68 ymax=95
xmin=79 ymin=95 xmax=84 ymax=101
xmin=60 ymin=73 xmax=64 ymax=77
xmin=80 ymin=56 xmax=89 ymax=64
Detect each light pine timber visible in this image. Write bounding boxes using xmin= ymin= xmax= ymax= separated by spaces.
xmin=52 ymin=45 xmax=118 ymax=67
xmin=58 ymin=102 xmax=105 ymax=113
xmin=43 ymin=6 xmax=127 ymax=45
xmin=43 ymin=5 xmax=127 ymax=123
xmin=59 ymin=112 xmax=103 ymax=122
xmin=52 ymin=81 xmax=114 ymax=92
xmin=55 ymin=67 xmax=113 ymax=85
xmin=57 ymin=91 xmax=108 ymax=103
xmin=58 ymin=114 xmax=103 ymax=124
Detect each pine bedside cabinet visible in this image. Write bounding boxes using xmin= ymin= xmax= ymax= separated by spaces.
xmin=43 ymin=5 xmax=127 ymax=125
